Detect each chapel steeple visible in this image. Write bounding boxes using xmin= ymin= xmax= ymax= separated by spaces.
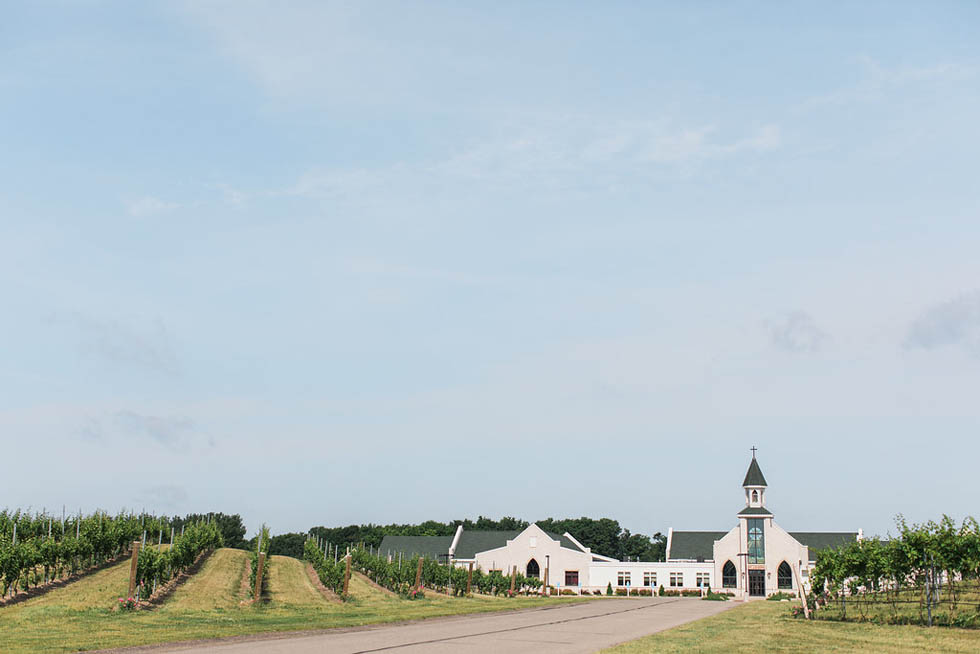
xmin=739 ymin=447 xmax=772 ymax=516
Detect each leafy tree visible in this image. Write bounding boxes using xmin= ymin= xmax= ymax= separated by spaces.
xmin=171 ymin=513 xmax=247 ymax=550
xmin=268 ymin=532 xmax=306 ymax=559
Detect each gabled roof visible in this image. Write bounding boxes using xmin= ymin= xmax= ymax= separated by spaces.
xmin=737 ymin=506 xmax=773 ymax=516
xmin=379 ymin=527 xmax=586 ymax=560
xmin=742 ymin=457 xmax=768 ymax=487
xmin=790 ymin=532 xmax=859 ymax=556
xmin=668 ymin=531 xmax=727 ymax=560
xmin=453 ymin=530 xmax=521 ymax=558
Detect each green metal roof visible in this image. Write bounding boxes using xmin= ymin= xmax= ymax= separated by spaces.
xmin=379 ymin=529 xmax=586 ymax=560
xmin=742 ymin=457 xmax=768 ymax=486
xmin=668 ymin=531 xmax=727 ymax=560
xmin=789 ymin=532 xmax=859 ymax=557
xmin=737 ymin=506 xmax=773 ymax=516
xmin=378 ymin=535 xmax=453 ymax=559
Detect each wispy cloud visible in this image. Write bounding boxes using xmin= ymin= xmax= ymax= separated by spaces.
xmin=767 ymin=311 xmax=828 ymax=353
xmin=286 ymin=120 xmax=781 ymax=199
xmin=905 ymin=291 xmax=980 ymax=353
xmin=804 ymin=56 xmax=977 ymax=109
xmin=128 ymin=196 xmax=179 ymax=217
xmin=115 ymin=411 xmax=194 ymax=448
xmin=137 ymin=484 xmax=189 ymax=510
xmin=59 ymin=314 xmax=180 ymax=375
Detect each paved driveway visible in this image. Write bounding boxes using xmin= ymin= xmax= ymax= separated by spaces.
xmin=149 ymin=597 xmax=731 ymax=654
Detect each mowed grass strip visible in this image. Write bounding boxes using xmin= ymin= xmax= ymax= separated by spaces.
xmin=0 ymin=547 xmax=584 ymax=654
xmin=265 ymin=555 xmax=324 ymax=607
xmin=163 ymin=548 xmax=248 ymax=611
xmin=18 ymin=557 xmax=131 ymax=609
xmin=602 ymin=599 xmax=980 ymax=654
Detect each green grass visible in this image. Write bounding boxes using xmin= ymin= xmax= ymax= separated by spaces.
xmin=602 ymin=599 xmax=980 ymax=653
xmin=0 ymin=548 xmax=583 ymax=653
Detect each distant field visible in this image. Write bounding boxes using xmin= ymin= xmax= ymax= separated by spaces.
xmin=0 ymin=547 xmax=580 ymax=654
xmin=602 ymin=599 xmax=980 ymax=653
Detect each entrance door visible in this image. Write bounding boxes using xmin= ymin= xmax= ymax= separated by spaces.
xmin=748 ymin=570 xmax=765 ymax=597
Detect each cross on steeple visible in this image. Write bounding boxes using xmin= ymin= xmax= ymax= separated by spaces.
xmin=750 ymin=446 xmax=757 ymax=459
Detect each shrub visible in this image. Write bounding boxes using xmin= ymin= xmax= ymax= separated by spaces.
xmin=702 ymin=591 xmax=730 ymax=601
xmin=767 ymin=591 xmax=794 ymax=601
xmin=615 ymin=587 xmax=628 ymax=596
xmin=560 ymin=588 xmax=576 ymax=595
xmin=606 ymin=582 xmax=613 ymax=596
xmin=635 ymin=588 xmax=652 ymax=596
xmin=658 ymin=584 xmax=665 ymax=596
xmin=681 ymin=589 xmax=701 ymax=597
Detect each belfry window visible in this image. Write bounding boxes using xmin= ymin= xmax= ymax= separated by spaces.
xmin=778 ymin=561 xmax=793 ymax=589
xmin=751 ymin=490 xmax=758 ymax=503
xmin=722 ymin=560 xmax=737 ymax=588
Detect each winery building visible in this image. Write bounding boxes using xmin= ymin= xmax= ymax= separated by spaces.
xmin=380 ymin=453 xmax=859 ymax=598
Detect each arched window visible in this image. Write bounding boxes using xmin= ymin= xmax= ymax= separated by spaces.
xmin=751 ymin=490 xmax=758 ymax=503
xmin=778 ymin=561 xmax=793 ymax=589
xmin=722 ymin=560 xmax=737 ymax=588
xmin=526 ymin=558 xmax=540 ymax=579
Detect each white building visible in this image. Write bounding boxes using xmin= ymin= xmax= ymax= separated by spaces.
xmin=380 ymin=453 xmax=859 ymax=598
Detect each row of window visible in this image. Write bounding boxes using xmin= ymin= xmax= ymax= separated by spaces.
xmin=612 ymin=572 xmax=711 ymax=587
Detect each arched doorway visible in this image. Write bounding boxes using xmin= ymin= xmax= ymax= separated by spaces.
xmin=778 ymin=561 xmax=793 ymax=589
xmin=722 ymin=560 xmax=737 ymax=588
xmin=526 ymin=558 xmax=540 ymax=579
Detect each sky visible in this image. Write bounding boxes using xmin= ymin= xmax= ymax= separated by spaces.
xmin=2 ymin=1 xmax=979 ymax=541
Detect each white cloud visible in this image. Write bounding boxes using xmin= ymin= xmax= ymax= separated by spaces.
xmin=115 ymin=411 xmax=194 ymax=448
xmin=286 ymin=120 xmax=781 ymax=199
xmin=905 ymin=291 xmax=980 ymax=354
xmin=57 ymin=314 xmax=180 ymax=375
xmin=127 ymin=196 xmax=179 ymax=217
xmin=767 ymin=311 xmax=828 ymax=353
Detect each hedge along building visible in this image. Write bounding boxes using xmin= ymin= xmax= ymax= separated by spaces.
xmin=380 ymin=452 xmax=860 ymax=597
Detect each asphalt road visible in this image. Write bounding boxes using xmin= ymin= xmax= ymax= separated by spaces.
xmin=148 ymin=597 xmax=731 ymax=654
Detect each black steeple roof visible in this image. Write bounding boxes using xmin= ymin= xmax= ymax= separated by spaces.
xmin=742 ymin=456 xmax=768 ymax=487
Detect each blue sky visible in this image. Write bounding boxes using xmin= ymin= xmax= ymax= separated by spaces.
xmin=2 ymin=1 xmax=979 ymax=539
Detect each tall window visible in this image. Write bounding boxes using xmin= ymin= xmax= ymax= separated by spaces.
xmin=778 ymin=561 xmax=793 ymax=589
xmin=617 ymin=571 xmax=631 ymax=586
xmin=669 ymin=572 xmax=683 ymax=587
xmin=696 ymin=573 xmax=710 ymax=588
xmin=722 ymin=561 xmax=736 ymax=588
xmin=565 ymin=570 xmax=579 ymax=586
xmin=747 ymin=519 xmax=765 ymax=564
xmin=526 ymin=559 xmax=540 ymax=578
xmin=643 ymin=571 xmax=657 ymax=587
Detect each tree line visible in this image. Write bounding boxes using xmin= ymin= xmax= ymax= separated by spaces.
xmin=273 ymin=516 xmax=666 ymax=562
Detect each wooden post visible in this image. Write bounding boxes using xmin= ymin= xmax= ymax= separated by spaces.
xmin=253 ymin=552 xmax=266 ymax=600
xmin=467 ymin=562 xmax=473 ymax=595
xmin=544 ymin=564 xmax=550 ymax=596
xmin=510 ymin=565 xmax=517 ymax=594
xmin=343 ymin=554 xmax=352 ymax=595
xmin=793 ymin=563 xmax=810 ymax=619
xmin=128 ymin=541 xmax=141 ymax=598
xmin=415 ymin=557 xmax=424 ymax=590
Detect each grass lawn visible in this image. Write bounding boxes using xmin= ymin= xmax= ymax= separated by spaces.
xmin=602 ymin=598 xmax=980 ymax=653
xmin=0 ymin=548 xmax=582 ymax=654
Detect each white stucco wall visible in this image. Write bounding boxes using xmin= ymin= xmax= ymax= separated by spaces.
xmin=712 ymin=517 xmax=809 ymax=598
xmin=473 ymin=524 xmax=593 ymax=587
xmin=587 ymin=561 xmax=712 ymax=593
